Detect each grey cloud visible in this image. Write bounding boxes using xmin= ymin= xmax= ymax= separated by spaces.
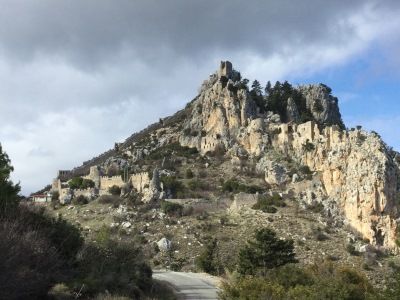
xmin=0 ymin=0 xmax=392 ymax=69
xmin=1 ymin=0 xmax=399 ymax=195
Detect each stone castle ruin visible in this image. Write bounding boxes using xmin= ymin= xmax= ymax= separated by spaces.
xmin=51 ymin=165 xmax=158 ymax=204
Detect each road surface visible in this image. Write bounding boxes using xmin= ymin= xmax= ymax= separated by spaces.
xmin=153 ymin=271 xmax=220 ymax=300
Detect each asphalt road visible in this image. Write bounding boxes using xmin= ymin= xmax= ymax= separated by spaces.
xmin=153 ymin=271 xmax=220 ymax=300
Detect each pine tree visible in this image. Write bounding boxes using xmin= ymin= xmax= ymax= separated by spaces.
xmin=238 ymin=228 xmax=297 ymax=276
xmin=251 ymin=80 xmax=262 ymax=96
xmin=0 ymin=144 xmax=20 ymax=215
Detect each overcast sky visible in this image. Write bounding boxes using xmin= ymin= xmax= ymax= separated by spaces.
xmin=0 ymin=0 xmax=399 ymax=195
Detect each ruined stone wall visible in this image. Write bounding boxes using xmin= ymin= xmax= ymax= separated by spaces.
xmin=130 ymin=172 xmax=150 ymax=193
xmin=99 ymin=175 xmax=124 ymax=191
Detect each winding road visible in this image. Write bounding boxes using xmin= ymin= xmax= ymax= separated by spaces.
xmin=153 ymin=271 xmax=220 ymax=300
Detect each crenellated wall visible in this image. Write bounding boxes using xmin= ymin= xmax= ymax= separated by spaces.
xmin=130 ymin=172 xmax=150 ymax=193
xmin=99 ymin=175 xmax=124 ymax=190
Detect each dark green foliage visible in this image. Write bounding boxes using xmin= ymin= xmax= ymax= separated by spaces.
xmin=68 ymin=177 xmax=95 ymax=190
xmin=97 ymin=195 xmax=123 ymax=207
xmin=303 ymin=140 xmax=315 ymax=152
xmin=222 ymin=178 xmax=264 ymax=194
xmin=264 ymin=81 xmax=312 ymax=123
xmin=51 ymin=191 xmax=60 ymax=201
xmin=81 ymin=178 xmax=95 ymax=189
xmin=68 ymin=176 xmax=83 ymax=189
xmin=219 ymin=263 xmax=376 ymax=300
xmin=185 ymin=169 xmax=194 ymax=179
xmin=161 ymin=201 xmax=183 ymax=217
xmin=148 ymin=142 xmax=198 ymax=160
xmin=108 ymin=185 xmax=121 ymax=196
xmin=252 ymin=193 xmax=286 ymax=213
xmin=18 ymin=206 xmax=83 ymax=261
xmin=0 ymin=144 xmax=20 ymax=215
xmin=313 ymin=99 xmax=324 ymax=113
xmin=0 ymin=205 xmax=84 ymax=299
xmin=195 ymin=238 xmax=223 ymax=275
xmin=238 ymin=228 xmax=297 ymax=275
xmin=346 ymin=244 xmax=360 ymax=256
xmin=187 ymin=179 xmax=208 ymax=191
xmin=72 ymin=195 xmax=89 ymax=205
xmin=299 ymin=165 xmax=312 ymax=175
xmin=160 ymin=175 xmax=185 ymax=198
xmin=251 ymin=80 xmax=266 ymax=112
xmin=75 ymin=240 xmax=152 ymax=298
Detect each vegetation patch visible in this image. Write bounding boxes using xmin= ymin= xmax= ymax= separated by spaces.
xmin=222 ymin=178 xmax=265 ymax=194
xmin=252 ymin=193 xmax=286 ymax=213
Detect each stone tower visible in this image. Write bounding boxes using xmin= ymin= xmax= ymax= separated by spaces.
xmin=150 ymin=168 xmax=161 ymax=191
xmin=218 ymin=61 xmax=233 ymax=78
xmin=89 ymin=166 xmax=101 ymax=188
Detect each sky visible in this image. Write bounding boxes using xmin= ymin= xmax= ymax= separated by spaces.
xmin=0 ymin=0 xmax=399 ymax=195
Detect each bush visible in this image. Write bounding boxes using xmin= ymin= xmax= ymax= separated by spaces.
xmin=161 ymin=176 xmax=185 ymax=198
xmin=0 ymin=206 xmax=83 ymax=299
xmin=252 ymin=193 xmax=285 ymax=213
xmin=195 ymin=238 xmax=223 ymax=275
xmin=238 ymin=228 xmax=297 ymax=275
xmin=161 ymin=201 xmax=183 ymax=217
xmin=0 ymin=219 xmax=64 ymax=299
xmin=97 ymin=195 xmax=123 ymax=207
xmin=68 ymin=177 xmax=95 ymax=190
xmin=222 ymin=178 xmax=264 ymax=194
xmin=52 ymin=191 xmax=60 ymax=201
xmin=346 ymin=244 xmax=360 ymax=256
xmin=219 ymin=262 xmax=377 ymax=300
xmin=185 ymin=169 xmax=194 ymax=179
xmin=108 ymin=185 xmax=121 ymax=196
xmin=73 ymin=195 xmax=89 ymax=205
xmin=302 ymin=140 xmax=315 ymax=152
xmin=75 ymin=240 xmax=152 ymax=298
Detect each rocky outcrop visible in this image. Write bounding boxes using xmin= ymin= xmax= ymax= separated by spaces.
xmin=266 ymin=122 xmax=400 ymax=248
xmin=297 ymin=84 xmax=344 ymax=128
xmin=180 ymin=61 xmax=257 ymax=154
xmin=178 ymin=61 xmax=399 ymax=249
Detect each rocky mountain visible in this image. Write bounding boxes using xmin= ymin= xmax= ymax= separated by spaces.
xmin=50 ymin=61 xmax=400 ymax=250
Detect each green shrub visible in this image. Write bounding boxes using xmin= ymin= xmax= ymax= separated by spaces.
xmin=219 ymin=262 xmax=377 ymax=300
xmin=73 ymin=195 xmax=89 ymax=205
xmin=0 ymin=206 xmax=84 ymax=299
xmin=302 ymin=140 xmax=315 ymax=152
xmin=252 ymin=193 xmax=286 ymax=213
xmin=222 ymin=178 xmax=264 ymax=194
xmin=185 ymin=169 xmax=194 ymax=179
xmin=219 ymin=277 xmax=285 ymax=300
xmin=299 ymin=165 xmax=312 ymax=175
xmin=161 ymin=176 xmax=185 ymax=198
xmin=68 ymin=177 xmax=95 ymax=190
xmin=75 ymin=240 xmax=152 ymax=298
xmin=52 ymin=191 xmax=60 ymax=201
xmin=97 ymin=195 xmax=123 ymax=207
xmin=346 ymin=244 xmax=359 ymax=256
xmin=238 ymin=228 xmax=297 ymax=276
xmin=195 ymin=238 xmax=223 ymax=275
xmin=148 ymin=142 xmax=198 ymax=160
xmin=161 ymin=201 xmax=183 ymax=217
xmin=108 ymin=185 xmax=121 ymax=196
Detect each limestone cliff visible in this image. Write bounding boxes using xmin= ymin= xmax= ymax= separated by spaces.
xmin=180 ymin=61 xmax=400 ymax=249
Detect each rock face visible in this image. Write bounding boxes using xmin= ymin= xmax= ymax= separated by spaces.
xmin=269 ymin=122 xmax=400 ymax=248
xmin=179 ymin=61 xmax=400 ymax=249
xmin=297 ymin=84 xmax=344 ymax=128
xmin=180 ymin=61 xmax=257 ymax=154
